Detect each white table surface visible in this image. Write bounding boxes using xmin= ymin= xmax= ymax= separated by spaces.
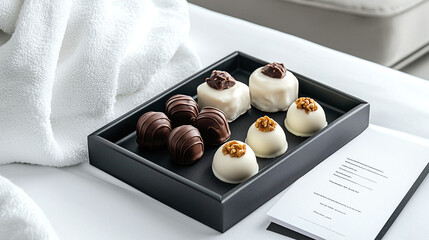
xmin=1 ymin=4 xmax=428 ymax=240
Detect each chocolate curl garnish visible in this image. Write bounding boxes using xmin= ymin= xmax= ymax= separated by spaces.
xmin=261 ymin=62 xmax=286 ymax=79
xmin=206 ymin=70 xmax=236 ymax=90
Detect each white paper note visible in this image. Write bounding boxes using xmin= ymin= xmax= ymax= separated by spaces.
xmin=267 ymin=125 xmax=429 ymax=240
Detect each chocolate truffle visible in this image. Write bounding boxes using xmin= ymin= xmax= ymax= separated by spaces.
xmin=249 ymin=62 xmax=298 ymax=112
xmin=285 ymin=97 xmax=327 ymax=137
xmin=197 ymin=70 xmax=251 ymax=122
xmin=136 ymin=111 xmax=172 ymax=149
xmin=168 ymin=125 xmax=204 ymax=165
xmin=194 ymin=107 xmax=231 ymax=145
xmin=165 ymin=94 xmax=199 ymax=128
xmin=245 ymin=116 xmax=288 ymax=158
xmin=212 ymin=140 xmax=258 ymax=184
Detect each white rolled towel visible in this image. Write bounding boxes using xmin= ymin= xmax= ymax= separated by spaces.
xmin=0 ymin=175 xmax=58 ymax=240
xmin=0 ymin=0 xmax=201 ymax=166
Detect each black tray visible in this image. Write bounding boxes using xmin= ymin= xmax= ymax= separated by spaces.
xmin=88 ymin=52 xmax=370 ymax=232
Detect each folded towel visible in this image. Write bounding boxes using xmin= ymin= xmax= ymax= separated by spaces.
xmin=0 ymin=0 xmax=201 ymax=166
xmin=0 ymin=175 xmax=58 ymax=240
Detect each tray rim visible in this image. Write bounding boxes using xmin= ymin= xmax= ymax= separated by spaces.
xmin=89 ymin=51 xmax=369 ymax=202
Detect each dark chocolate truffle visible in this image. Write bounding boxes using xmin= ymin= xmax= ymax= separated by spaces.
xmin=261 ymin=62 xmax=286 ymax=78
xmin=136 ymin=112 xmax=172 ymax=149
xmin=168 ymin=125 xmax=204 ymax=165
xmin=205 ymin=70 xmax=236 ymax=90
xmin=194 ymin=107 xmax=231 ymax=145
xmin=165 ymin=94 xmax=199 ymax=128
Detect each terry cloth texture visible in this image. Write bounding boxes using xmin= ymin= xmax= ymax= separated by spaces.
xmin=0 ymin=175 xmax=58 ymax=240
xmin=0 ymin=0 xmax=201 ymax=166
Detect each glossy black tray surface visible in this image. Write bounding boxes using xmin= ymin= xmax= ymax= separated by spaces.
xmin=88 ymin=52 xmax=370 ymax=232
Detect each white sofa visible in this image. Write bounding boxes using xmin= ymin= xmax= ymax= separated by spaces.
xmin=189 ymin=0 xmax=429 ymax=68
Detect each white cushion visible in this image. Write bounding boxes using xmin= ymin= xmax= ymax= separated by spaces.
xmin=283 ymin=0 xmax=428 ymax=16
xmin=189 ymin=0 xmax=429 ymax=66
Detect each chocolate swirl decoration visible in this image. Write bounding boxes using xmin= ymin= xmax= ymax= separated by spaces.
xmin=261 ymin=62 xmax=286 ymax=78
xmin=168 ymin=125 xmax=204 ymax=165
xmin=205 ymin=70 xmax=236 ymax=90
xmin=194 ymin=107 xmax=231 ymax=145
xmin=165 ymin=94 xmax=199 ymax=128
xmin=136 ymin=112 xmax=172 ymax=149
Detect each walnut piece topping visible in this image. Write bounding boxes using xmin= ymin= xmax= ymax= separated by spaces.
xmin=255 ymin=116 xmax=276 ymax=132
xmin=296 ymin=97 xmax=318 ymax=114
xmin=222 ymin=140 xmax=246 ymax=158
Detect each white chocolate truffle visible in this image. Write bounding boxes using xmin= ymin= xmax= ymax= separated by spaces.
xmin=249 ymin=63 xmax=298 ymax=112
xmin=197 ymin=81 xmax=251 ymax=122
xmin=285 ymin=97 xmax=327 ymax=137
xmin=245 ymin=116 xmax=288 ymax=158
xmin=212 ymin=140 xmax=258 ymax=184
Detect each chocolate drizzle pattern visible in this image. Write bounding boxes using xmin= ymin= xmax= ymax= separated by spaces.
xmin=261 ymin=62 xmax=286 ymax=78
xmin=136 ymin=112 xmax=172 ymax=149
xmin=194 ymin=107 xmax=231 ymax=145
xmin=206 ymin=70 xmax=236 ymax=90
xmin=165 ymin=94 xmax=199 ymax=128
xmin=168 ymin=125 xmax=204 ymax=165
